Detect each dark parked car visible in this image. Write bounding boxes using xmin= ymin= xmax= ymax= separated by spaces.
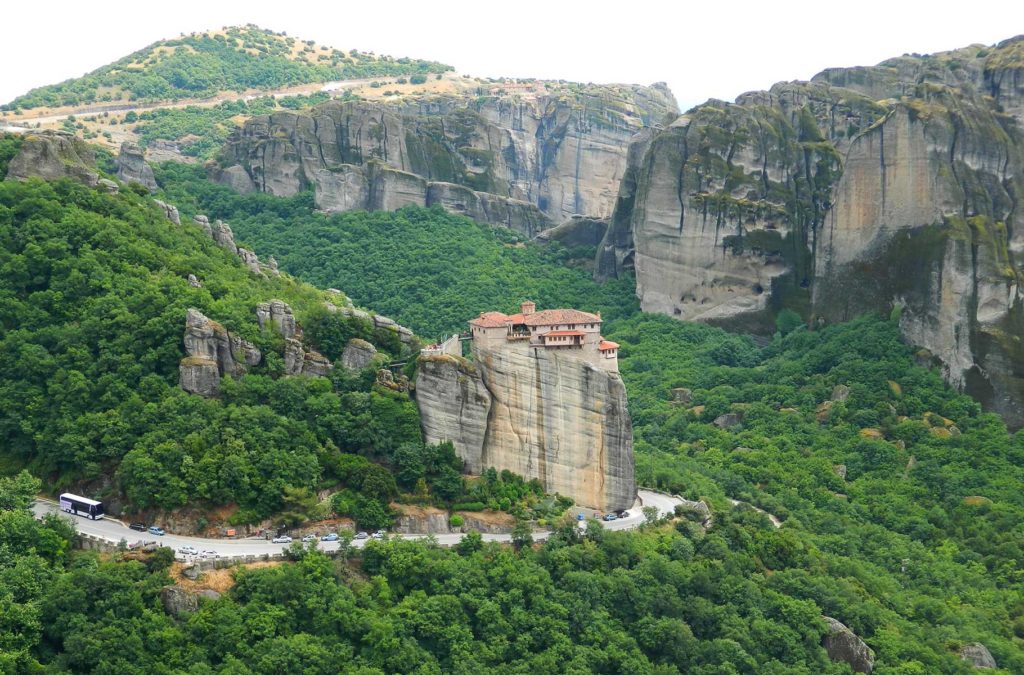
xmin=129 ymin=523 xmax=147 ymax=532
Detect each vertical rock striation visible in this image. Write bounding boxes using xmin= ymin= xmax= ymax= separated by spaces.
xmin=415 ymin=344 xmax=635 ymax=512
xmin=214 ymin=84 xmax=678 ymax=229
xmin=600 ymin=36 xmax=1024 ymax=427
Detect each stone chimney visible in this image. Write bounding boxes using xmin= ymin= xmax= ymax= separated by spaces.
xmin=521 ymin=301 xmax=536 ymax=315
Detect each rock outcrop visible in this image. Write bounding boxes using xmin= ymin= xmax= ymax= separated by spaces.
xmin=415 ymin=344 xmax=635 ymax=512
xmin=4 ymin=131 xmax=98 ymax=186
xmin=256 ymin=299 xmax=297 ymax=339
xmin=283 ymin=338 xmax=333 ymax=376
xmin=211 ymin=220 xmax=238 ymax=255
xmin=598 ymin=36 xmax=1024 ymax=428
xmin=960 ymin=642 xmax=997 ymax=669
xmin=822 ymin=616 xmax=875 ymax=673
xmin=179 ymin=308 xmax=261 ymax=396
xmin=187 ymin=213 xmax=280 ymax=276
xmin=416 ymin=355 xmax=492 ymax=468
xmin=214 ymin=84 xmax=678 ymax=229
xmin=153 ymin=199 xmax=180 ymax=225
xmin=535 ymin=215 xmax=609 ymax=248
xmin=160 ymin=585 xmax=198 ymax=617
xmin=341 ymin=338 xmax=378 ymax=370
xmin=115 ymin=141 xmax=157 ymax=191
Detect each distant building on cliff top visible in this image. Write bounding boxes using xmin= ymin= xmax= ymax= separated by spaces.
xmin=465 ymin=301 xmax=620 ymax=371
xmin=416 ymin=301 xmax=635 ymax=512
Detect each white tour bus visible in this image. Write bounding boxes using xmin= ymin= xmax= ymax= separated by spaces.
xmin=59 ymin=493 xmax=105 ymax=520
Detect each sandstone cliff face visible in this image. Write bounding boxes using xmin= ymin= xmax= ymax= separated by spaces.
xmin=5 ymin=131 xmax=98 ymax=186
xmin=214 ymin=84 xmax=677 ymax=230
xmin=415 ymin=345 xmax=635 ymax=512
xmin=115 ymin=141 xmax=157 ymax=191
xmin=600 ymin=36 xmax=1024 ymax=427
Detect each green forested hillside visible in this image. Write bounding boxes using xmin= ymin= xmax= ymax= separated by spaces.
xmin=149 ymin=161 xmax=1024 ymax=669
xmin=1 ymin=161 xmax=1022 ymax=671
xmin=3 ymin=25 xmax=451 ymax=110
xmin=0 ymin=176 xmax=510 ymax=526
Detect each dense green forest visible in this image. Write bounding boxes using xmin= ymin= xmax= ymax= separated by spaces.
xmin=2 ymin=312 xmax=1023 ymax=671
xmin=155 ymin=164 xmax=640 ymax=338
xmin=1 ymin=155 xmax=1022 ymax=670
xmin=3 ymin=25 xmax=450 ymax=110
xmin=151 ymin=164 xmax=1024 ymax=671
xmin=0 ymin=177 xmax=555 ymax=527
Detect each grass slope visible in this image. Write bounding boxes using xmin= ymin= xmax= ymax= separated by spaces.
xmin=3 ymin=25 xmax=451 ymax=110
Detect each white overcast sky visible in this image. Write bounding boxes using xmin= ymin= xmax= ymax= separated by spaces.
xmin=2 ymin=0 xmax=1022 ymax=110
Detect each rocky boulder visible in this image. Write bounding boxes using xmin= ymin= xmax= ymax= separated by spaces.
xmin=193 ymin=214 xmax=213 ymax=237
xmin=179 ymin=308 xmax=261 ymax=396
xmin=960 ymin=643 xmax=997 ymax=669
xmin=671 ymin=388 xmax=693 ymax=404
xmin=179 ymin=357 xmax=221 ymax=397
xmin=713 ymin=412 xmax=743 ymax=429
xmin=238 ymin=247 xmax=261 ymax=275
xmin=283 ymin=338 xmax=332 ymax=377
xmin=822 ymin=616 xmax=875 ymax=673
xmin=256 ymin=300 xmax=297 ymax=338
xmin=153 ymin=199 xmax=181 ymax=225
xmin=161 ymin=585 xmax=198 ymax=616
xmin=341 ymin=338 xmax=378 ymax=370
xmin=115 ymin=141 xmax=157 ymax=191
xmin=536 ymin=215 xmax=609 ymax=248
xmin=98 ymin=178 xmax=118 ymax=194
xmin=5 ymin=131 xmax=98 ymax=186
xmin=211 ymin=220 xmax=238 ymax=255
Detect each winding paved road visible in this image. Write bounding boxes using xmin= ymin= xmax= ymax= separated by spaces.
xmin=33 ymin=489 xmax=683 ymax=560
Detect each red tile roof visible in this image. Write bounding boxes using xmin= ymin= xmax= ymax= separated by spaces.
xmin=543 ymin=330 xmax=585 ymax=338
xmin=599 ymin=340 xmax=620 ymax=350
xmin=469 ymin=308 xmax=602 ymax=329
xmin=469 ymin=311 xmax=511 ymax=328
xmin=521 ymin=309 xmax=600 ymax=326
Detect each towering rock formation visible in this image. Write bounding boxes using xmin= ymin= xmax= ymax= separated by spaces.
xmin=213 ymin=84 xmax=678 ymax=231
xmin=599 ymin=36 xmax=1024 ymax=428
xmin=115 ymin=141 xmax=158 ymax=191
xmin=179 ymin=308 xmax=261 ymax=396
xmin=416 ymin=305 xmax=634 ymax=511
xmin=4 ymin=131 xmax=98 ymax=186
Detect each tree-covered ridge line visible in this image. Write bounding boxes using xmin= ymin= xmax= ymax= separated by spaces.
xmin=3 ymin=25 xmax=452 ymax=111
xmin=155 ymin=163 xmax=640 ymax=339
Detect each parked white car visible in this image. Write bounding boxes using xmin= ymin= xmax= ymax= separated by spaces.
xmin=272 ymin=535 xmax=293 ymax=544
xmin=200 ymin=550 xmax=218 ymax=558
xmin=177 ymin=545 xmax=198 ymax=555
